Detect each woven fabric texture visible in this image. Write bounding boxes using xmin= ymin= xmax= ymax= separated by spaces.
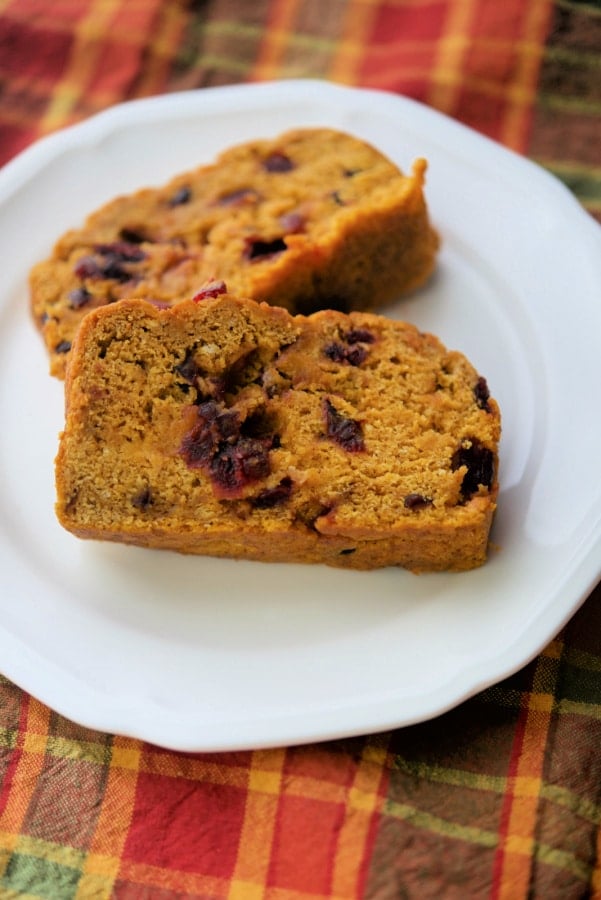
xmin=0 ymin=1 xmax=600 ymax=897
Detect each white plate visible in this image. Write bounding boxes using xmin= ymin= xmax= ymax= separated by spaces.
xmin=1 ymin=81 xmax=600 ymax=752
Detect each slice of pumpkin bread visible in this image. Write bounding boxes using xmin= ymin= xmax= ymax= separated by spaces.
xmin=55 ymin=289 xmax=500 ymax=571
xmin=31 ymin=127 xmax=438 ymax=377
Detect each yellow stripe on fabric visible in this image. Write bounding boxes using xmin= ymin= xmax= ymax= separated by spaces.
xmin=331 ymin=739 xmax=391 ymax=898
xmin=75 ymin=850 xmax=120 ymax=899
xmin=117 ymin=860 xmax=230 ymax=895
xmin=329 ymin=0 xmax=380 ymax=85
xmin=227 ymin=748 xmax=286 ymax=896
xmin=427 ymin=0 xmax=477 ymax=116
xmin=75 ymin=736 xmax=142 ymax=899
xmin=132 ymin=0 xmax=190 ymax=98
xmin=141 ymin=750 xmax=250 ymax=787
xmin=38 ymin=0 xmax=123 ymax=134
xmin=496 ymin=650 xmax=560 ymax=900
xmin=251 ymin=0 xmax=304 ymax=81
xmin=500 ymin=0 xmax=553 ymax=152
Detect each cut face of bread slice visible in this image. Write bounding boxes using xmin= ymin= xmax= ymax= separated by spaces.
xmin=55 ymin=291 xmax=500 ymax=572
xmin=30 ymin=127 xmax=439 ymax=377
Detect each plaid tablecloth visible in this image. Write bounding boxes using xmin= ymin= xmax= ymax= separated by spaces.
xmin=1 ymin=1 xmax=600 ymax=898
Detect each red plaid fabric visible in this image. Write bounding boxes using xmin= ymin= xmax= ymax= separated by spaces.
xmin=0 ymin=1 xmax=600 ymax=897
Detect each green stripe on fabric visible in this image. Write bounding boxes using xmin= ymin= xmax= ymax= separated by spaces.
xmin=204 ymin=20 xmax=338 ymax=54
xmin=383 ymin=799 xmax=499 ymax=848
xmin=3 ymin=836 xmax=85 ymax=873
xmin=383 ymin=800 xmax=594 ymax=884
xmin=564 ymin=646 xmax=601 ymax=674
xmin=0 ymin=728 xmax=18 ymax=750
xmin=538 ymin=93 xmax=601 ymax=116
xmin=536 ymin=843 xmax=594 ymax=883
xmin=1 ymin=844 xmax=84 ymax=900
xmin=394 ymin=755 xmax=601 ymax=825
xmin=45 ymin=735 xmax=112 ymax=766
xmin=556 ymin=0 xmax=601 ymax=16
xmin=180 ymin=53 xmax=255 ymax=76
xmin=480 ymin=683 xmax=601 ymax=715
xmin=557 ymin=698 xmax=601 ymax=719
xmin=541 ymin=784 xmax=601 ymax=826
xmin=393 ymin=755 xmax=506 ymax=794
xmin=544 ymin=45 xmax=601 ymax=70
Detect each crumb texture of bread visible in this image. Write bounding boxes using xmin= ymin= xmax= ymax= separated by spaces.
xmin=55 ymin=293 xmax=500 ymax=572
xmin=30 ymin=127 xmax=439 ymax=377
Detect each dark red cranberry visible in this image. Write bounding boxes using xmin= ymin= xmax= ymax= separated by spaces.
xmin=74 ymin=242 xmax=147 ymax=283
xmin=345 ymin=346 xmax=368 ymax=366
xmin=323 ymin=399 xmax=364 ymax=452
xmin=210 ymin=438 xmax=271 ymax=490
xmin=180 ymin=420 xmax=216 ymax=468
xmin=324 ymin=342 xmax=368 ymax=367
xmin=174 ymin=351 xmax=203 ymax=384
xmin=68 ymin=287 xmax=92 ymax=309
xmin=474 ymin=376 xmax=491 ymax=411
xmin=451 ymin=438 xmax=494 ymax=497
xmin=345 ymin=328 xmax=375 ymax=344
xmin=55 ymin=340 xmax=71 ymax=354
xmin=180 ymin=401 xmax=225 ymax=467
xmin=252 ymin=477 xmax=293 ymax=509
xmin=94 ymin=242 xmax=146 ymax=262
xmin=244 ymin=237 xmax=288 ymax=261
xmin=323 ymin=328 xmax=373 ymax=366
xmin=263 ymin=152 xmax=294 ymax=173
xmin=132 ymin=488 xmax=153 ymax=509
xmin=215 ymin=409 xmax=241 ymax=441
xmin=74 ymin=256 xmax=103 ymax=279
xmin=404 ymin=493 xmax=433 ymax=510
xmin=324 ymin=342 xmax=347 ymax=363
xmin=168 ymin=186 xmax=192 ymax=206
xmin=192 ymin=281 xmax=227 ymax=302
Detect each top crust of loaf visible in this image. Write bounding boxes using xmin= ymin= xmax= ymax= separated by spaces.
xmin=55 ymin=292 xmax=500 ymax=571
